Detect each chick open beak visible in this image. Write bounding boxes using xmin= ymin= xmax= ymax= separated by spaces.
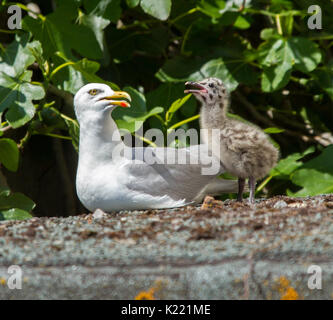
xmin=184 ymin=81 xmax=208 ymax=94
xmin=100 ymin=91 xmax=132 ymax=108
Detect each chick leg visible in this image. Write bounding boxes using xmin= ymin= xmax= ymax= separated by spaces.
xmin=237 ymin=178 xmax=245 ymax=202
xmin=248 ymin=176 xmax=256 ymax=203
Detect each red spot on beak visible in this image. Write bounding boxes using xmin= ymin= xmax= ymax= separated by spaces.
xmin=120 ymin=102 xmax=128 ymax=107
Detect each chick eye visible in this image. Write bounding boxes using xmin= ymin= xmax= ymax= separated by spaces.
xmin=209 ymin=83 xmax=214 ymax=88
xmin=89 ymin=89 xmax=99 ymax=96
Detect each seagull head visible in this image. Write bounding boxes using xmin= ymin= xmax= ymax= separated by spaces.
xmin=74 ymin=83 xmax=131 ymax=122
xmin=184 ymin=78 xmax=228 ymax=105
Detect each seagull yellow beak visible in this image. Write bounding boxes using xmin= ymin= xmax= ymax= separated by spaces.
xmin=101 ymin=91 xmax=132 ymax=108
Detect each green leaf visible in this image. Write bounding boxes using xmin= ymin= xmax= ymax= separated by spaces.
xmin=259 ymin=39 xmax=292 ymax=92
xmin=167 ymin=94 xmax=192 ymax=117
xmin=258 ymin=38 xmax=285 ymax=66
xmin=263 ymin=127 xmax=285 ymax=134
xmin=23 ymin=2 xmax=103 ymax=60
xmin=22 ymin=16 xmax=63 ymax=60
xmin=300 ymin=145 xmax=333 ymax=175
xmin=140 ymin=0 xmax=171 ymax=20
xmin=288 ymin=37 xmax=322 ymax=73
xmin=123 ymin=107 xmax=164 ymax=123
xmin=72 ymin=59 xmax=101 ymax=80
xmin=269 ymin=0 xmax=293 ymax=12
xmin=279 ymin=13 xmax=293 ymax=36
xmin=199 ymin=58 xmax=239 ymax=91
xmin=157 ymin=34 xmax=258 ymax=89
xmin=288 ymin=145 xmax=333 ymax=197
xmin=79 ymin=1 xmax=114 ymax=64
xmin=52 ymin=56 xmax=119 ymax=94
xmin=157 ymin=56 xmax=257 ymax=92
xmin=259 ymin=37 xmax=322 ymax=91
xmin=0 ymin=208 xmax=33 ymax=221
xmin=197 ymin=0 xmax=226 ymax=18
xmin=0 ymin=72 xmax=45 ymax=128
xmin=0 ymin=138 xmax=19 ymax=172
xmin=126 ymin=0 xmax=140 ymax=7
xmin=0 ymin=35 xmax=45 ymax=128
xmin=233 ymin=15 xmax=252 ymax=29
xmin=0 ymin=190 xmax=35 ymax=220
xmin=147 ymin=83 xmax=197 ymax=118
xmin=63 ymin=117 xmax=80 ymax=152
xmin=28 ymin=40 xmax=47 ymax=75
xmin=260 ymin=28 xmax=279 ymax=41
xmin=0 ymin=171 xmax=9 ymax=195
xmin=0 ymin=33 xmax=35 ymax=77
xmin=312 ymin=60 xmax=333 ymax=100
xmin=37 ymin=106 xmax=79 ymax=152
xmin=270 ymin=147 xmax=315 ymax=178
xmin=113 ymin=86 xmax=147 ymax=132
xmin=113 ymin=87 xmax=164 ymax=132
xmin=0 ymin=192 xmax=35 ymax=212
xmin=83 ymin=0 xmax=121 ymax=22
xmin=80 ymin=14 xmax=110 ymax=62
xmin=261 ymin=61 xmax=292 ymax=92
xmin=289 ymin=169 xmax=333 ymax=197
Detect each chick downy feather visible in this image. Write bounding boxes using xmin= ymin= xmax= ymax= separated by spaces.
xmin=185 ymin=78 xmax=279 ymax=202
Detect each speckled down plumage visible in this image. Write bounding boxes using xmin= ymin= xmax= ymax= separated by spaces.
xmin=201 ymin=109 xmax=279 ymax=180
xmin=185 ymin=78 xmax=279 ymax=202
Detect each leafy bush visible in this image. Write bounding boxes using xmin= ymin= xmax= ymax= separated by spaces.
xmin=0 ymin=0 xmax=332 ymax=218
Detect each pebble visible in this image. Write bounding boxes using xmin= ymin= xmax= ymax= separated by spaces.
xmin=274 ymin=200 xmax=288 ymax=209
xmin=288 ymin=202 xmax=306 ymax=208
xmin=92 ymin=209 xmax=107 ymax=220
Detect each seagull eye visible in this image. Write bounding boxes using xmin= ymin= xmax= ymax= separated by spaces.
xmin=89 ymin=89 xmax=99 ymax=96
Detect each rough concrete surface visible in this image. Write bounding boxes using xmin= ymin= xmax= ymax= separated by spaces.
xmin=0 ymin=195 xmax=333 ymax=299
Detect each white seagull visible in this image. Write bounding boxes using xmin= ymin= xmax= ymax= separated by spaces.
xmin=74 ymin=83 xmax=238 ymax=212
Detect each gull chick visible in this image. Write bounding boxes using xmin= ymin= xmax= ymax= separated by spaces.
xmin=185 ymin=78 xmax=278 ymax=203
xmin=74 ymin=83 xmax=238 ymax=212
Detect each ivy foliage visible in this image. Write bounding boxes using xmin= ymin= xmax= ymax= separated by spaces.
xmin=0 ymin=0 xmax=332 ymax=218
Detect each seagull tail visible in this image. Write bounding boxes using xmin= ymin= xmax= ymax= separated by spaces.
xmin=204 ymin=178 xmax=239 ymax=195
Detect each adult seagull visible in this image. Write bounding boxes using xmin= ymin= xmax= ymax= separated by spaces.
xmin=74 ymin=83 xmax=238 ymax=212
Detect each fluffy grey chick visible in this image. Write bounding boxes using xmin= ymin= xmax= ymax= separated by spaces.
xmin=185 ymin=78 xmax=279 ymax=203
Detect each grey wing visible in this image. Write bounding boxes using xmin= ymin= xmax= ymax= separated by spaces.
xmin=123 ymin=145 xmax=225 ymax=202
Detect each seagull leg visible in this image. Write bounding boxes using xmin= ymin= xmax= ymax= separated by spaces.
xmin=248 ymin=176 xmax=256 ymax=204
xmin=237 ymin=178 xmax=245 ymax=202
